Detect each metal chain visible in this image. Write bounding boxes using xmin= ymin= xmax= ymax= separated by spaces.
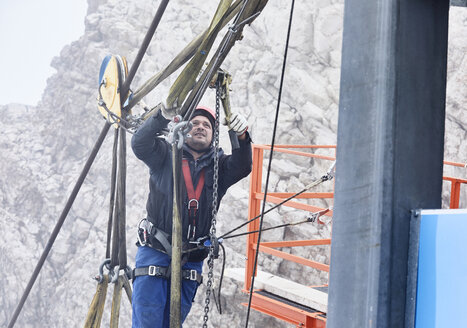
xmin=202 ymin=82 xmax=221 ymax=327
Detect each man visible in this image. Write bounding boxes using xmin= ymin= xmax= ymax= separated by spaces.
xmin=131 ymin=105 xmax=252 ymax=327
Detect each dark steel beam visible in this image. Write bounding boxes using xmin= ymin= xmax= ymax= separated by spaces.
xmin=327 ymin=0 xmax=449 ymax=327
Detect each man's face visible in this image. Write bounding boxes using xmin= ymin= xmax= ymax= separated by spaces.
xmin=186 ymin=115 xmax=213 ymax=151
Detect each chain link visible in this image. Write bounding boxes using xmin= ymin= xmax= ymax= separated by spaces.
xmin=202 ymin=82 xmax=222 ymax=327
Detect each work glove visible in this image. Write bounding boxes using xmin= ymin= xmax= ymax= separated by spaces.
xmin=224 ymin=112 xmax=248 ymax=136
xmin=159 ymin=101 xmax=179 ymax=120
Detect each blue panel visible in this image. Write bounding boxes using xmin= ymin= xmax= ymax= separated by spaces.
xmin=416 ymin=210 xmax=467 ymax=328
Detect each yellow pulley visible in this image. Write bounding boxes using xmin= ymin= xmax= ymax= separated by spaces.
xmin=97 ymin=55 xmax=129 ymax=127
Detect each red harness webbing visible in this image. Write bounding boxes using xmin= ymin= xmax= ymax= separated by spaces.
xmin=182 ymin=158 xmax=205 ymax=216
xmin=182 ymin=159 xmax=205 ymax=240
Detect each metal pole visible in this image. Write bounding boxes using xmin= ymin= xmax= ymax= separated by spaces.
xmin=7 ymin=121 xmax=111 ymax=328
xmin=327 ymin=0 xmax=449 ymax=327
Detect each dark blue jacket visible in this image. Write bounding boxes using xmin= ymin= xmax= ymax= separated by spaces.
xmin=131 ymin=110 xmax=252 ymax=260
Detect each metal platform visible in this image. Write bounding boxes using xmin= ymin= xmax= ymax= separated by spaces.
xmin=225 ymin=268 xmax=328 ymax=313
xmin=246 ymin=291 xmax=326 ymax=328
xmin=225 ymin=268 xmax=327 ymax=327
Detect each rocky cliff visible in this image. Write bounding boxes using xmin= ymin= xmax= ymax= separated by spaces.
xmin=1 ymin=1 xmax=465 ymax=327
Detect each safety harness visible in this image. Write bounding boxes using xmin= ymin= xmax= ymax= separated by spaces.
xmin=134 ymin=158 xmax=206 ymax=283
xmin=132 ymin=265 xmax=203 ymax=284
xmin=183 ymin=158 xmax=205 ymax=240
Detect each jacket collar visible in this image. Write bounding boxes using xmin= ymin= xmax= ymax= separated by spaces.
xmin=182 ymin=144 xmax=223 ymax=167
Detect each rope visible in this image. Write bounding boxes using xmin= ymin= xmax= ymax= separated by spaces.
xmin=117 ymin=128 xmax=128 ymax=268
xmin=110 ymin=141 xmax=121 ymax=267
xmin=106 ymin=129 xmax=119 ymax=259
xmin=110 ymin=276 xmax=124 ymax=328
xmin=169 ymin=142 xmax=184 ymax=328
xmin=244 ymin=0 xmax=295 ymax=326
xmin=84 ymin=275 xmax=109 ymax=328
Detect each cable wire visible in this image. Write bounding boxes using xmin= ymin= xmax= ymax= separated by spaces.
xmin=244 ymin=1 xmax=295 ymax=326
xmin=220 ymin=176 xmax=327 ymax=239
xmin=223 ymin=208 xmax=330 ymax=240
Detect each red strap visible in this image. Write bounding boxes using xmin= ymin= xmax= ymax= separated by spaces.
xmin=182 ymin=159 xmax=205 ymax=206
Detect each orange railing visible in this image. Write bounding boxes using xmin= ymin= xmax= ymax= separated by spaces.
xmin=443 ymin=159 xmax=467 ymax=209
xmin=245 ymin=144 xmax=335 ymax=291
xmin=443 ymin=176 xmax=467 ymax=209
xmin=244 ymin=144 xmax=335 ymax=327
xmin=243 ymin=145 xmax=465 ymax=327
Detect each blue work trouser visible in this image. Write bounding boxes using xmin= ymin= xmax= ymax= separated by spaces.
xmin=132 ymin=246 xmax=203 ymax=328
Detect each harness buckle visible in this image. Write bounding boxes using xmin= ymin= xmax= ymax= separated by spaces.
xmin=188 ymin=199 xmax=199 ymax=210
xmin=148 ymin=265 xmax=159 ymax=277
xmin=189 ymin=269 xmax=198 ymax=281
xmin=188 ymin=199 xmax=199 ymax=221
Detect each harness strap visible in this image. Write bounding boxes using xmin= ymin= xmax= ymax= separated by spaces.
xmin=182 ymin=159 xmax=205 ymax=215
xmin=182 ymin=159 xmax=205 ymax=240
xmin=138 ymin=218 xmax=213 ymax=258
xmin=153 ymin=227 xmax=173 ymax=257
xmin=132 ymin=265 xmax=203 ymax=284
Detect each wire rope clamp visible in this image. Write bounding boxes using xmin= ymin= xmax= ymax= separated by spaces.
xmin=97 ymin=55 xmax=130 ymax=128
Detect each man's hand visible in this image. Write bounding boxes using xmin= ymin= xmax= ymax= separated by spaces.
xmin=159 ymin=101 xmax=178 ymax=120
xmin=225 ymin=112 xmax=248 ymax=137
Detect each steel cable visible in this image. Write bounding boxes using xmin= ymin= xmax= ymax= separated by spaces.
xmin=244 ymin=0 xmax=295 ymax=326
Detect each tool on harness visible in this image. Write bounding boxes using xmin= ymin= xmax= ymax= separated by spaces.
xmin=182 ymin=159 xmax=205 ymax=240
xmin=137 ymin=218 xmax=173 ymax=257
xmin=132 ymin=265 xmax=203 ymax=284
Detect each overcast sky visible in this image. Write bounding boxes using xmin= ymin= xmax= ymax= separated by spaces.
xmin=0 ymin=0 xmax=87 ymax=106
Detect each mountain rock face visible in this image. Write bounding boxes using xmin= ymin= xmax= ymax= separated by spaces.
xmin=1 ymin=1 xmax=465 ymax=327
